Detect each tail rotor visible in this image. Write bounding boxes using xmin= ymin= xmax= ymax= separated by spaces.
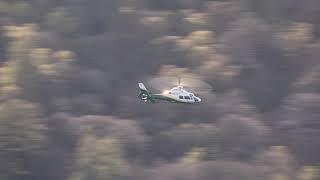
xmin=138 ymin=83 xmax=155 ymax=103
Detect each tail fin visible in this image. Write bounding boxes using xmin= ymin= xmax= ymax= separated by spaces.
xmin=138 ymin=83 xmax=147 ymax=91
xmin=138 ymin=83 xmax=155 ymax=103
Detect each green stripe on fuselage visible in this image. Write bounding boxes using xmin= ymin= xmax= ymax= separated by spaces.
xmin=151 ymin=94 xmax=189 ymax=103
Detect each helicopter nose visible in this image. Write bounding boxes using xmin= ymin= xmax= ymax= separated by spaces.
xmin=195 ymin=97 xmax=201 ymax=102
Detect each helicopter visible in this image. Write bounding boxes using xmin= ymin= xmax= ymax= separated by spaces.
xmin=138 ymin=77 xmax=211 ymax=104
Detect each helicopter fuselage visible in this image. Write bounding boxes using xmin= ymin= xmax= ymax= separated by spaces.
xmin=138 ymin=83 xmax=201 ymax=104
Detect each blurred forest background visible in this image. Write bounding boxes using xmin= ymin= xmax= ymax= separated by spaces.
xmin=1 ymin=0 xmax=320 ymax=180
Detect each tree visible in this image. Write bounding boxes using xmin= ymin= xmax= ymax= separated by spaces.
xmin=255 ymin=146 xmax=296 ymax=180
xmin=69 ymin=137 xmax=131 ymax=180
xmin=0 ymin=99 xmax=47 ymax=180
xmin=68 ymin=115 xmax=147 ymax=161
xmin=152 ymin=123 xmax=220 ymax=160
xmin=278 ymin=93 xmax=320 ymax=164
xmin=3 ymin=24 xmax=44 ymax=102
xmin=298 ymin=166 xmax=320 ymax=180
xmin=217 ymin=114 xmax=270 ymax=159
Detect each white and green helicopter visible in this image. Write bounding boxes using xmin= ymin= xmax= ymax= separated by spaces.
xmin=138 ymin=77 xmax=211 ymax=104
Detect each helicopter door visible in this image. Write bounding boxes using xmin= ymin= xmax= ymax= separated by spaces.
xmin=189 ymin=94 xmax=194 ymax=101
xmin=184 ymin=96 xmax=191 ymax=102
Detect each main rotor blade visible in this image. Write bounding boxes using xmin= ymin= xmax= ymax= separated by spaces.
xmin=147 ymin=76 xmax=212 ymax=93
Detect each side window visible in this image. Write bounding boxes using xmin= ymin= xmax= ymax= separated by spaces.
xmin=189 ymin=94 xmax=193 ymax=100
xmin=179 ymin=96 xmax=183 ymax=99
xmin=184 ymin=96 xmax=190 ymax=100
